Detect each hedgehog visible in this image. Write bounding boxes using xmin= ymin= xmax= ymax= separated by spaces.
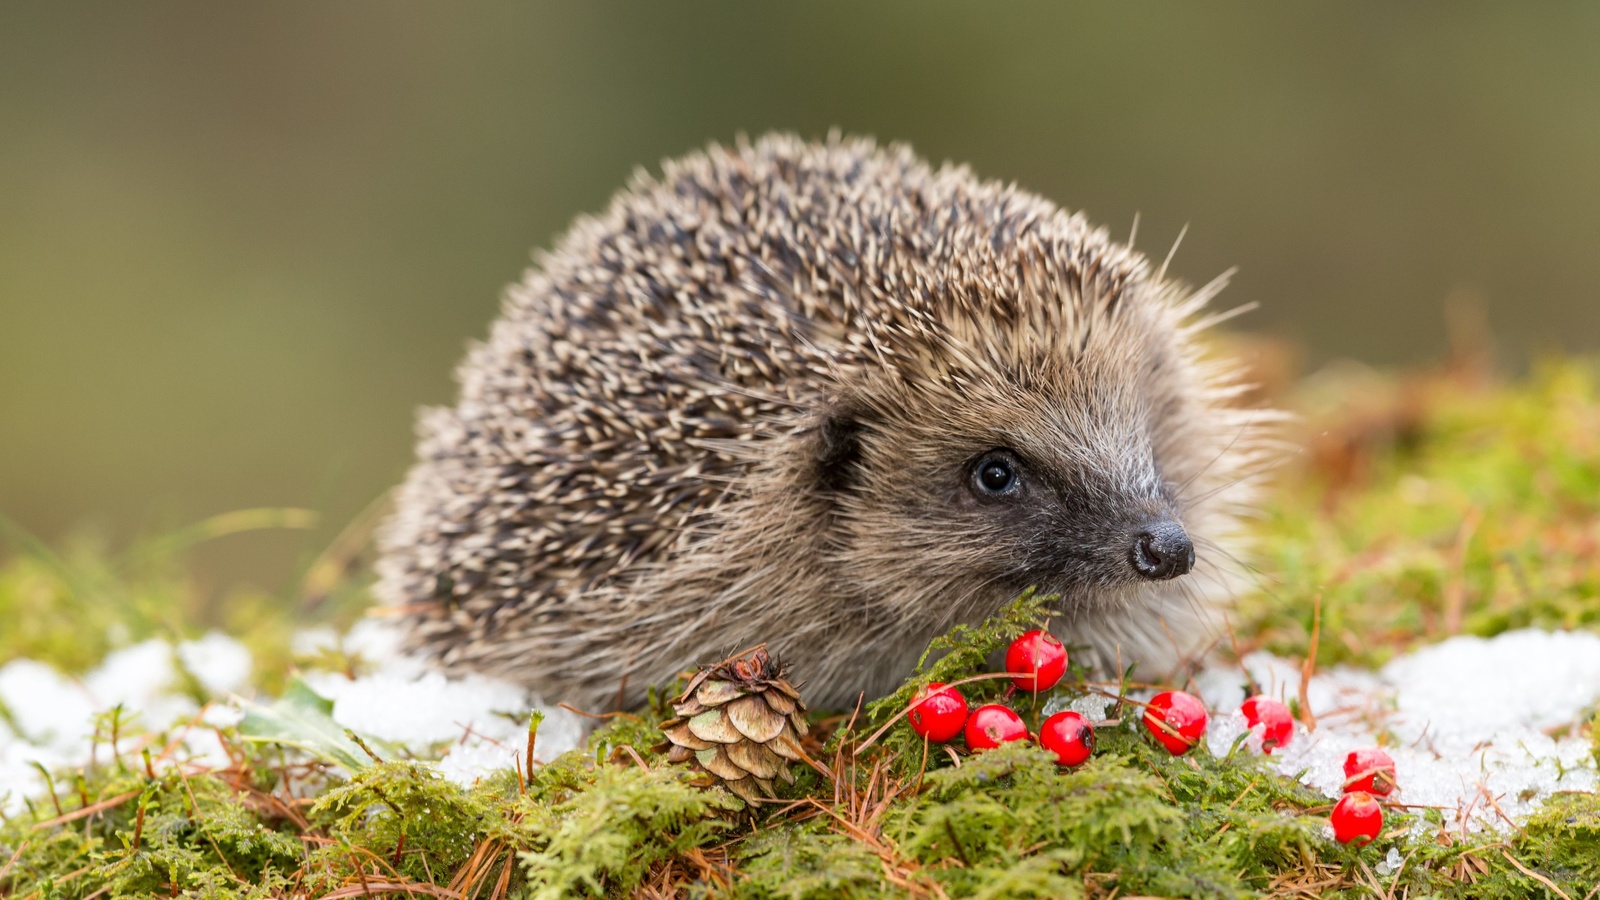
xmin=376 ymin=133 xmax=1277 ymax=712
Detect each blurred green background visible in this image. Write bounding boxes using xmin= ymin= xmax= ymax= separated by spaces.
xmin=3 ymin=3 xmax=1598 ymax=595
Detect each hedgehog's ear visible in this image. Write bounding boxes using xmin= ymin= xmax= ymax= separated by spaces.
xmin=814 ymin=405 xmax=868 ymax=492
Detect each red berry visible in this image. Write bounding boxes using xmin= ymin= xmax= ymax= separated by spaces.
xmin=1239 ymin=696 xmax=1294 ymax=754
xmin=1038 ymin=711 xmax=1096 ymax=767
xmin=1005 ymin=630 xmax=1068 ymax=692
xmin=963 ymin=704 xmax=1029 ymax=751
xmin=1331 ymin=791 xmax=1384 ymax=845
xmin=1343 ymin=747 xmax=1397 ymax=796
xmin=1142 ymin=691 xmax=1208 ymax=755
xmin=907 ymin=682 xmax=969 ymax=743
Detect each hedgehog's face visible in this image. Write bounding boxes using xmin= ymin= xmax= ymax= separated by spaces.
xmin=957 ymin=443 xmax=1193 ymax=587
xmin=815 ymin=320 xmax=1204 ymax=624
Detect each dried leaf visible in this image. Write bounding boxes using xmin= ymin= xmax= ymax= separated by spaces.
xmin=687 ymin=709 xmax=742 ymax=744
xmin=662 ymin=721 xmax=716 ymax=752
xmin=763 ymin=688 xmax=797 ymax=716
xmin=767 ymin=726 xmax=805 ymax=761
xmin=726 ymin=739 xmax=784 ymax=780
xmin=726 ymin=695 xmax=786 ymax=743
xmin=695 ymin=680 xmax=745 ymax=707
xmin=694 ymin=745 xmax=746 ymax=781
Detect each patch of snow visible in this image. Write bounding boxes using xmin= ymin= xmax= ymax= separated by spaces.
xmin=342 ymin=618 xmax=407 ymax=668
xmin=1043 ymin=692 xmax=1116 ymax=722
xmin=203 ymin=703 xmax=245 ymax=728
xmin=178 ymin=725 xmax=236 ymax=771
xmin=177 ymin=632 xmax=253 ymax=695
xmin=1197 ymin=627 xmax=1600 ymax=832
xmin=0 ymin=617 xmax=589 ymax=814
xmin=326 ymin=669 xmax=530 ymax=745
xmin=291 ymin=626 xmax=340 ymax=656
xmin=0 ymin=659 xmax=96 ymax=747
xmin=303 ymin=620 xmax=585 ymax=783
xmin=83 ymin=639 xmax=197 ymax=739
xmin=0 ymin=643 xmax=197 ymax=814
xmin=436 ymin=739 xmax=521 ymax=787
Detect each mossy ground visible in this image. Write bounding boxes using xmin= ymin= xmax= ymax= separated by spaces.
xmin=3 ymin=354 xmax=1599 ymax=899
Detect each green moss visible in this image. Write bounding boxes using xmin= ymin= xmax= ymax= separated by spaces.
xmin=1237 ymin=359 xmax=1600 ymax=667
xmin=735 ymin=824 xmax=888 ymax=899
xmin=0 ymin=761 xmax=302 ymax=899
xmin=904 ymin=743 xmax=1188 ymax=897
xmin=303 ymin=759 xmax=489 ymax=891
xmin=1514 ymin=791 xmax=1600 ymax=891
xmin=514 ymin=761 xmax=740 ymax=899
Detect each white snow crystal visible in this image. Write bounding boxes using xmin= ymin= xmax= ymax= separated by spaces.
xmin=0 ymin=659 xmax=96 ymax=746
xmin=1385 ymin=629 xmax=1600 ymax=742
xmin=1198 ymin=627 xmax=1600 ymax=832
xmin=436 ymin=740 xmax=522 ymax=786
xmin=176 ymin=632 xmax=253 ymax=695
xmin=84 ymin=639 xmax=179 ymax=706
xmin=341 ymin=618 xmax=407 ymax=667
xmin=327 ymin=669 xmax=530 ymax=745
xmin=291 ymin=626 xmax=340 ymax=656
xmin=1071 ymin=693 xmax=1116 ymax=721
xmin=305 ymin=620 xmax=586 ymax=781
xmin=1202 ymin=708 xmax=1251 ymax=757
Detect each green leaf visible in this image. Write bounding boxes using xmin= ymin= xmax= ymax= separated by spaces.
xmin=237 ymin=675 xmax=380 ymax=773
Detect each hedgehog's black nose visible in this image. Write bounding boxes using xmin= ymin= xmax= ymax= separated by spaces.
xmin=1130 ymin=521 xmax=1195 ymax=580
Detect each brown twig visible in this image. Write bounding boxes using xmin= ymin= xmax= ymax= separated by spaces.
xmin=556 ymin=703 xmax=642 ymax=723
xmin=129 ymin=793 xmax=147 ymax=852
xmin=29 ymin=790 xmax=141 ymax=830
xmin=1500 ymin=850 xmax=1574 ymax=900
xmin=0 ymin=839 xmax=28 ymax=881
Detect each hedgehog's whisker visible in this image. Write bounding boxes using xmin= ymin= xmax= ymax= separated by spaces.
xmin=1177 ymin=437 xmax=1302 ymax=509
xmin=1191 ymin=534 xmax=1271 ymax=586
xmin=1190 ymin=535 xmax=1296 ymax=616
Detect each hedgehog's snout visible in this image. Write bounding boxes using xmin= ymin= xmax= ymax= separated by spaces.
xmin=1130 ymin=520 xmax=1195 ymax=581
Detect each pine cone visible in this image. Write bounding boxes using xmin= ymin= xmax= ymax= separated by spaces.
xmin=660 ymin=646 xmax=809 ymax=804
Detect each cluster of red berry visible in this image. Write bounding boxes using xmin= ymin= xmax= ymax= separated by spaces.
xmin=906 ymin=631 xmax=1097 ymax=765
xmin=1331 ymin=747 xmax=1396 ymax=845
xmin=908 ymin=642 xmax=1394 ymax=850
xmin=906 ymin=632 xmax=1303 ymax=767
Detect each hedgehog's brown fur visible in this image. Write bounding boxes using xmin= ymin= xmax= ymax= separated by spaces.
xmin=376 ymin=133 xmax=1278 ymax=711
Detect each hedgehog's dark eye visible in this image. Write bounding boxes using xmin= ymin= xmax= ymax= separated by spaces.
xmin=971 ymin=450 xmax=1020 ymax=497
